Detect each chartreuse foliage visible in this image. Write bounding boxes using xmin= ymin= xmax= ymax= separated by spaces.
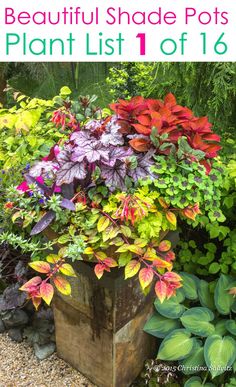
xmin=1 ymin=92 xmax=223 ymax=309
xmin=144 ymin=274 xmax=236 ymax=385
xmin=175 ymin=156 xmax=236 ymax=278
xmin=0 ymin=86 xmax=99 ymax=170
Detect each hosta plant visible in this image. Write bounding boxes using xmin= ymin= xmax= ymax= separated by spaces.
xmin=144 ymin=273 xmax=236 ymax=386
xmin=1 ymin=92 xmax=223 ymax=309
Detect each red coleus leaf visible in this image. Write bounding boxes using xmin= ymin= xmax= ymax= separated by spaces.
xmin=182 ymin=208 xmax=196 ymax=221
xmin=204 ymin=144 xmax=222 ymax=157
xmin=200 ymin=160 xmax=212 ymax=174
xmin=40 ymin=282 xmax=54 ymax=305
xmin=132 ymin=124 xmax=151 ymax=135
xmin=192 ymin=133 xmax=207 ymax=149
xmin=153 ymin=257 xmax=172 ymax=271
xmin=136 ymin=114 xmax=151 ymax=126
xmin=158 ymin=240 xmax=171 ymax=252
xmin=20 ymin=276 xmax=42 ymax=292
xmin=103 ymin=258 xmax=118 ymax=268
xmin=166 ymin=211 xmax=177 ymax=227
xmin=182 ymin=203 xmax=201 ymax=221
xmin=129 ymin=138 xmax=151 ymax=152
xmin=202 ymin=133 xmax=221 ymax=142
xmin=164 ymin=93 xmax=177 ymax=107
xmin=94 ymin=263 xmax=105 ymax=279
xmin=165 ymin=251 xmax=176 ymax=262
xmin=32 ymin=297 xmax=42 ymax=311
xmin=155 ymin=280 xmax=167 ymax=303
xmin=139 ymin=268 xmax=154 ymax=290
xmin=158 ymin=198 xmax=169 ymax=209
xmin=163 ymin=272 xmax=182 ymax=284
xmin=29 ymin=261 xmax=51 ymax=274
xmin=150 ymin=111 xmax=162 ymax=129
xmin=166 ymin=284 xmax=177 ymax=300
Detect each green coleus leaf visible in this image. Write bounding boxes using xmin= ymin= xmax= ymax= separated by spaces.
xmin=179 ymin=341 xmax=205 ymax=375
xmin=180 ymin=307 xmax=215 ymax=337
xmin=157 ymin=329 xmax=197 ymax=361
xmin=204 ymin=335 xmax=236 ymax=378
xmin=214 ymin=274 xmax=234 ymax=315
xmin=144 ymin=312 xmax=181 ymax=338
xmin=180 ymin=272 xmax=199 ymax=300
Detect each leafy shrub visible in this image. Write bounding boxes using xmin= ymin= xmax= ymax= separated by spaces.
xmin=0 ymin=92 xmax=223 ymax=310
xmin=106 ymin=63 xmax=156 ymax=100
xmin=175 ymin=158 xmax=236 ymax=277
xmin=144 ymin=273 xmax=236 ymax=386
xmin=0 ymin=87 xmax=99 ymax=170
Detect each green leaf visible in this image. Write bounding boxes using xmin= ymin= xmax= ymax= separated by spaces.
xmin=180 ymin=341 xmax=205 ymax=375
xmin=118 ymin=252 xmax=132 ymax=267
xmin=215 ymin=320 xmax=228 ymax=336
xmin=180 ymin=307 xmax=215 ymax=337
xmin=232 ymin=301 xmax=236 ymax=314
xmin=214 ymin=274 xmax=234 ymax=315
xmin=226 ymin=320 xmax=236 ymax=336
xmin=198 ymin=280 xmax=215 ymax=310
xmin=180 ymin=272 xmax=199 ymax=300
xmin=157 ymin=329 xmax=197 ymax=361
xmin=184 ymin=377 xmax=215 ymax=387
xmin=97 ymin=216 xmax=110 ymax=232
xmin=204 ymin=335 xmax=236 ymax=378
xmin=57 ymin=234 xmax=71 ymax=244
xmin=60 ymin=86 xmax=72 ymax=95
xmin=154 ymin=295 xmax=185 ymax=319
xmin=209 ymin=262 xmax=221 ymax=274
xmin=144 ymin=312 xmax=181 ymax=338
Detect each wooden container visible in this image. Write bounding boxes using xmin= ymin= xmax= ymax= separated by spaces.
xmin=53 ymin=261 xmax=157 ymax=387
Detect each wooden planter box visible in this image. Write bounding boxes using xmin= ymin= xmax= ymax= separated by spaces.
xmin=53 ymin=261 xmax=157 ymax=387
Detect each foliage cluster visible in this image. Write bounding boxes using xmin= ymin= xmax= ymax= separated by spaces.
xmin=144 ymin=273 xmax=236 ymax=386
xmin=0 ymin=91 xmax=223 ymax=309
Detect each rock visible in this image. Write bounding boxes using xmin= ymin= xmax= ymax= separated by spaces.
xmin=8 ymin=328 xmax=23 ymax=342
xmin=0 ymin=318 xmax=5 ymax=333
xmin=2 ymin=309 xmax=29 ymax=329
xmin=34 ymin=342 xmax=56 ymax=360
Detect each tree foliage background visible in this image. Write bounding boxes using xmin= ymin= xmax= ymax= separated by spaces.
xmin=1 ymin=62 xmax=236 ymax=139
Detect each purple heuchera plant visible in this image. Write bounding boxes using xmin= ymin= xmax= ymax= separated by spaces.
xmin=29 ymin=116 xmax=154 ymax=192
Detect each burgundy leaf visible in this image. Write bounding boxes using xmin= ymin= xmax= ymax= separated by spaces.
xmin=60 ymin=198 xmax=76 ymax=211
xmin=56 ymin=162 xmax=86 ymax=186
xmin=25 ymin=174 xmax=51 ymax=195
xmin=30 ymin=210 xmax=56 ymax=236
xmin=61 ymin=183 xmax=75 ymax=199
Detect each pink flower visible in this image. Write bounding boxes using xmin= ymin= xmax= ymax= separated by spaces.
xmin=17 ymin=176 xmax=45 ymax=193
